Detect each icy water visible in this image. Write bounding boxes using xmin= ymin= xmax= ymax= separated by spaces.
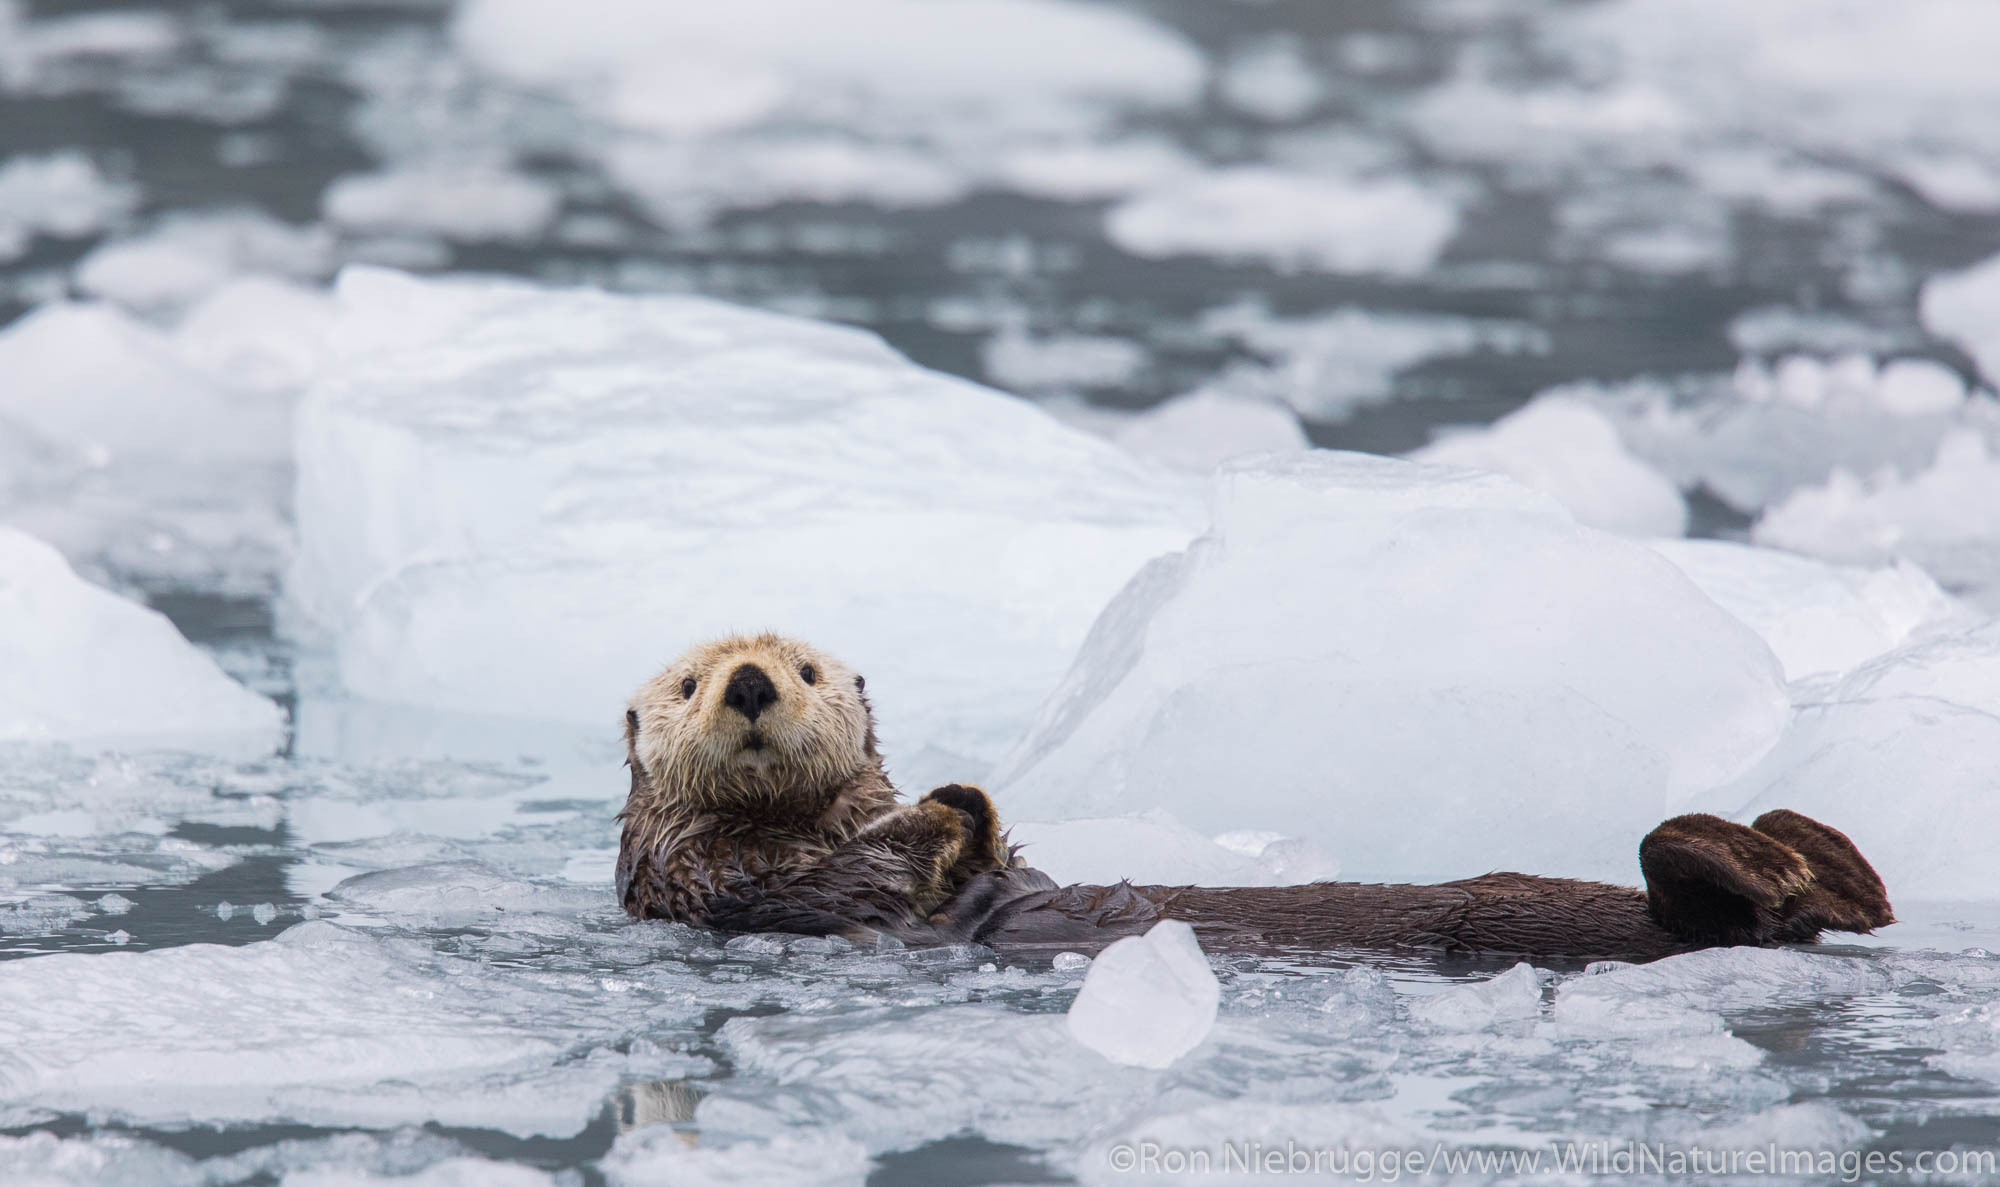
xmin=7 ymin=0 xmax=2000 ymax=1182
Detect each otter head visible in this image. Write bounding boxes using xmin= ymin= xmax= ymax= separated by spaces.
xmin=625 ymin=633 xmax=878 ymax=810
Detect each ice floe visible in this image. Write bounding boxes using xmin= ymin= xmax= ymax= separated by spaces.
xmin=290 ymin=268 xmax=1200 ymax=774
xmin=1412 ymin=395 xmax=1687 ymax=537
xmin=995 ymin=451 xmax=1789 ymax=883
xmin=0 ymin=150 xmax=135 ymax=261
xmin=0 ymin=528 xmax=283 ymax=752
xmin=322 ymin=168 xmax=562 ymax=244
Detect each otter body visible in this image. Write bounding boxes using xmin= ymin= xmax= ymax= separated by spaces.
xmin=617 ymin=635 xmax=1893 ymax=962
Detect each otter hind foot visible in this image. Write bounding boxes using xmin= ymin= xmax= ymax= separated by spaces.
xmin=920 ymin=784 xmax=1012 ymax=875
xmin=1751 ymin=809 xmax=1895 ymax=939
xmin=1641 ymin=811 xmax=1893 ymax=947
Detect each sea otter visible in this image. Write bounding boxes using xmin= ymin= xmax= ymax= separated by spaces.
xmin=616 ymin=634 xmax=1893 ymax=962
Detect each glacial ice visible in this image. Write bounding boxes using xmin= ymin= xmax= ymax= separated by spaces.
xmin=291 ymin=268 xmax=1200 ymax=773
xmin=1705 ymin=621 xmax=2000 ymax=900
xmin=994 ymin=452 xmax=1790 ymax=883
xmin=1649 ymin=538 xmax=1973 ymax=681
xmin=1011 ymin=811 xmax=1336 ymax=888
xmin=1753 ymin=429 xmax=2000 ymax=608
xmin=1065 ymin=920 xmax=1221 ymax=1068
xmin=1411 ymin=395 xmax=1687 ymax=537
xmin=0 ymin=528 xmax=283 ymax=751
xmin=1105 ymin=168 xmax=1458 ymax=278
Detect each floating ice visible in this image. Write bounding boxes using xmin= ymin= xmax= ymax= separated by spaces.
xmin=0 ymin=528 xmax=283 ymax=752
xmin=0 ymin=150 xmax=135 ymax=261
xmin=1066 ymin=919 xmax=1220 ymax=1068
xmin=1922 ymin=249 xmax=2000 ymax=391
xmin=1708 ymin=622 xmax=2000 ymax=901
xmin=996 ymin=452 xmax=1789 ymax=883
xmin=1010 ymin=810 xmax=1336 ymax=889
xmin=1412 ymin=395 xmax=1687 ymax=537
xmin=1217 ymin=36 xmax=1324 ymax=122
xmin=291 ymin=268 xmax=1199 ymax=772
xmin=1753 ymin=429 xmax=2000 ymax=607
xmin=982 ymin=329 xmax=1146 ymax=394
xmin=599 ymin=1131 xmax=870 ymax=1187
xmin=1193 ymin=300 xmax=1548 ymax=421
xmin=72 ymin=208 xmax=334 ymax=314
xmin=323 ymin=168 xmax=562 ymax=244
xmin=1106 ymin=168 xmax=1458 ymax=278
xmin=1649 ymin=539 xmax=1974 ymax=681
xmin=326 ymin=861 xmax=606 ymax=928
xmin=1406 ymin=963 xmax=1544 ymax=1031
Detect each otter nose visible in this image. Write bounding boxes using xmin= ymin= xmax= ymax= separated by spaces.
xmin=723 ymin=663 xmax=779 ymax=722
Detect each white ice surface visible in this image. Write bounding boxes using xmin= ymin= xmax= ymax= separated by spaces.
xmin=1649 ymin=539 xmax=1975 ymax=681
xmin=996 ymin=452 xmax=1790 ymax=883
xmin=291 ymin=268 xmax=1200 ymax=774
xmin=1066 ymin=920 xmax=1221 ymax=1069
xmin=1039 ymin=390 xmax=1309 ymax=475
xmin=1105 ymin=168 xmax=1458 ymax=278
xmin=0 ymin=528 xmax=282 ymax=752
xmin=1411 ymin=395 xmax=1687 ymax=537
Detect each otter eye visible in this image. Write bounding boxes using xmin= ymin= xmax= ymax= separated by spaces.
xmin=680 ymin=678 xmax=696 ymax=699
xmin=800 ymin=664 xmax=817 ymax=685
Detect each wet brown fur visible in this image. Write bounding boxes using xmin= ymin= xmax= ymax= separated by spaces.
xmin=618 ymin=635 xmax=1894 ymax=961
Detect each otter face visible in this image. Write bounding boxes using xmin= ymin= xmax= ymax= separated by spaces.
xmin=626 ymin=633 xmax=874 ymax=805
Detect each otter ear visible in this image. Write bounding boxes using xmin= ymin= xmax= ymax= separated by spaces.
xmin=855 ymin=674 xmax=865 ymax=692
xmin=624 ymin=709 xmax=645 ymax=775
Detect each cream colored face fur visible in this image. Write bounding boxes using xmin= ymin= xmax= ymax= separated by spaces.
xmin=626 ymin=633 xmax=874 ymax=806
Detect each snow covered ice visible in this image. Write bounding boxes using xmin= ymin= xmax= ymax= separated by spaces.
xmin=1065 ymin=920 xmax=1221 ymax=1068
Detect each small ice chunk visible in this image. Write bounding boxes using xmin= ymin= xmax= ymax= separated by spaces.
xmin=0 ymin=528 xmax=284 ymax=753
xmin=1218 ymin=36 xmax=1323 ymax=122
xmin=1052 ymin=951 xmax=1090 ymax=972
xmin=982 ymin=329 xmax=1146 ymax=393
xmin=322 ymin=168 xmax=562 ymax=244
xmin=251 ymin=902 xmax=278 ymax=925
xmin=1107 ymin=167 xmax=1458 ymax=277
xmin=1065 ymin=919 xmax=1219 ymax=1068
xmin=107 ymin=929 xmax=131 ymax=945
xmin=1922 ymin=249 xmax=2000 ymax=390
xmin=1875 ymin=357 xmax=1967 ymax=417
xmin=1411 ymin=395 xmax=1688 ymax=536
xmin=1407 ymin=962 xmax=1545 ymax=1031
xmin=215 ymin=901 xmax=235 ymax=921
xmin=95 ymin=892 xmax=134 ymax=915
xmin=0 ymin=151 xmax=137 ymax=261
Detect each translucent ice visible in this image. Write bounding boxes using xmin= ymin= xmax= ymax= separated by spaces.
xmin=996 ymin=453 xmax=1789 ymax=883
xmin=0 ymin=529 xmax=283 ymax=752
xmin=291 ymin=268 xmax=1199 ymax=772
xmin=1066 ymin=919 xmax=1220 ymax=1068
xmin=1412 ymin=395 xmax=1687 ymax=537
xmin=1649 ymin=539 xmax=1974 ymax=681
xmin=1406 ymin=963 xmax=1544 ymax=1031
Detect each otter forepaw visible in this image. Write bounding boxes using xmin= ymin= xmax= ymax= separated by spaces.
xmin=922 ymin=784 xmax=1010 ymax=874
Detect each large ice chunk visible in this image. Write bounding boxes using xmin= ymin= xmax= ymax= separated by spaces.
xmin=1649 ymin=539 xmax=1975 ymax=681
xmin=290 ymin=268 xmax=1200 ymax=771
xmin=995 ymin=453 xmax=1790 ymax=883
xmin=1411 ymin=395 xmax=1688 ymax=537
xmin=1065 ymin=919 xmax=1220 ymax=1068
xmin=0 ymin=527 xmax=283 ymax=752
xmin=1708 ymin=622 xmax=2000 ymax=900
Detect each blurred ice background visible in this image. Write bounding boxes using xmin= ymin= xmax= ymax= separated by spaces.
xmin=5 ymin=0 xmax=2000 ymax=1183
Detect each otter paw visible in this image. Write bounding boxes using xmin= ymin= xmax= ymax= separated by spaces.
xmin=921 ymin=784 xmax=1010 ymax=873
